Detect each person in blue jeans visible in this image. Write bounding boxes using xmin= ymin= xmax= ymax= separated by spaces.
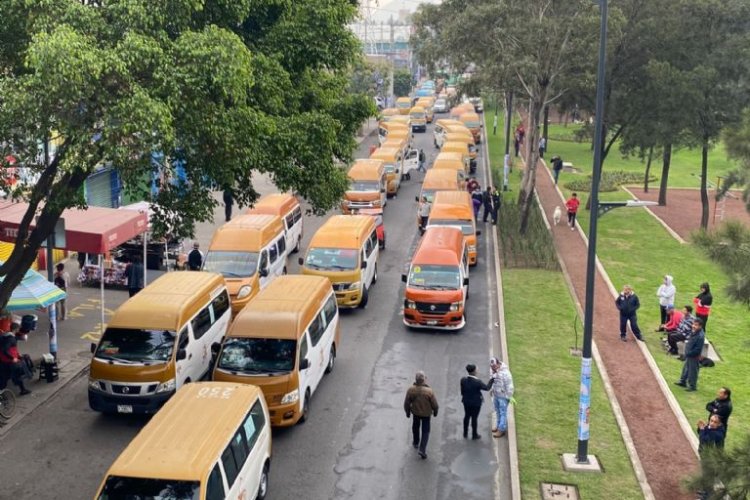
xmin=489 ymin=357 xmax=514 ymax=438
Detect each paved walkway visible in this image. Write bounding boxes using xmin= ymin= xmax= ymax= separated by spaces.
xmin=532 ymin=159 xmax=699 ymax=500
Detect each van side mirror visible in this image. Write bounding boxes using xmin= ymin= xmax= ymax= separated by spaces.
xmin=415 ymin=196 xmax=420 ymax=202
xmin=259 ymin=268 xmax=269 ymax=278
xmin=298 ymin=257 xmax=304 ymax=266
xmin=401 ymin=274 xmax=407 ymax=283
xmin=211 ymin=342 xmax=221 ymax=355
xmin=90 ymin=342 xmax=97 ymax=354
xmin=361 ymin=260 xmax=367 ymax=269
xmin=476 ymin=230 xmax=482 ymax=236
xmin=299 ymin=358 xmax=310 ymax=370
xmin=463 ymin=277 xmax=469 ymax=286
xmin=176 ymin=348 xmax=187 ymax=361
xmin=380 ymin=188 xmax=386 ymax=193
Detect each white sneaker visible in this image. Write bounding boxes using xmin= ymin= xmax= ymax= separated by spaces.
xmin=571 ymin=226 xmax=575 ymax=231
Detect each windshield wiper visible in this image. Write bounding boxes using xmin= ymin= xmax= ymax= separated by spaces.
xmin=99 ymin=355 xmax=137 ymax=364
xmin=327 ymin=265 xmax=351 ymax=271
xmin=305 ymin=263 xmax=322 ymax=269
xmin=222 ymin=271 xmax=244 ymax=278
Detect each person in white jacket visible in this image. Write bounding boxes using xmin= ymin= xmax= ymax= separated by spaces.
xmin=490 ymin=357 xmax=514 ymax=438
xmin=656 ymin=275 xmax=676 ymax=330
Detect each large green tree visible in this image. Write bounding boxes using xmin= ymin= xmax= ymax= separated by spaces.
xmin=0 ymin=0 xmax=372 ymax=310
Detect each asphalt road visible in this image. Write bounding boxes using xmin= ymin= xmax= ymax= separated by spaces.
xmin=0 ymin=116 xmax=510 ymax=500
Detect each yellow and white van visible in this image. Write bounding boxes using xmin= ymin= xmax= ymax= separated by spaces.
xmin=396 ymin=97 xmax=412 ymax=115
xmin=94 ymin=382 xmax=272 ymax=500
xmin=378 ymin=121 xmax=409 ymax=147
xmin=204 ymin=214 xmax=288 ymax=315
xmin=247 ymin=193 xmax=304 ymax=254
xmin=409 ymin=105 xmax=427 ymax=132
xmin=370 ymin=146 xmax=403 ymax=196
xmin=88 ymin=272 xmax=231 ymax=414
xmin=299 ymin=215 xmax=379 ymax=309
xmin=213 ymin=275 xmax=340 ymax=427
xmin=342 ymin=159 xmax=387 ymax=213
xmin=428 ymin=190 xmax=481 ymax=266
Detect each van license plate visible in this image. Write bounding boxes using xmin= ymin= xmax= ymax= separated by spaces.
xmin=117 ymin=405 xmax=133 ymax=414
xmin=426 ymin=320 xmax=438 ymax=326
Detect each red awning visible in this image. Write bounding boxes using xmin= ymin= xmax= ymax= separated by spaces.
xmin=0 ymin=201 xmax=148 ymax=254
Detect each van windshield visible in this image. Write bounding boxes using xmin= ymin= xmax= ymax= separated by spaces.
xmin=99 ymin=476 xmax=199 ymax=499
xmin=203 ymin=251 xmax=259 ymax=278
xmin=428 ymin=219 xmax=474 ymax=236
xmin=408 ymin=264 xmax=461 ymax=290
xmin=464 ymin=121 xmax=481 ymax=128
xmin=382 ymin=163 xmax=396 ymax=173
xmin=349 ymin=180 xmax=380 ymax=191
xmin=218 ymin=338 xmax=296 ymax=374
xmin=95 ymin=328 xmax=176 ymax=364
xmin=411 ymin=112 xmax=426 ymax=119
xmin=305 ymin=248 xmax=358 ymax=271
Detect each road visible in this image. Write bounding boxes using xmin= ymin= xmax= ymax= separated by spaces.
xmin=0 ymin=116 xmax=510 ymax=500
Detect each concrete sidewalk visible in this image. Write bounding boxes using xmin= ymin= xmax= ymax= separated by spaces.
xmin=0 ymin=116 xmax=380 ymax=437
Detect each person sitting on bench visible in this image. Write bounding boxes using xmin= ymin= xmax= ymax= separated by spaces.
xmin=667 ymin=305 xmax=694 ymax=355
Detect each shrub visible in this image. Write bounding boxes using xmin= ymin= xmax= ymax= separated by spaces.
xmin=563 ymin=170 xmax=658 ymax=192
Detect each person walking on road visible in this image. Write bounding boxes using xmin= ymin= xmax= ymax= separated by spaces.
xmin=460 ymin=364 xmax=493 ymax=440
xmin=490 ymin=187 xmax=501 ymax=225
xmin=418 ymin=196 xmax=431 ymax=235
xmin=656 ymin=274 xmax=676 ymax=330
xmin=418 ymin=149 xmax=427 ymax=173
xmin=404 ymin=370 xmax=439 ymax=459
xmin=187 ymin=242 xmax=204 ymax=271
xmin=551 ymin=156 xmax=563 ymax=185
xmin=676 ymin=318 xmax=706 ymax=391
xmin=565 ymin=193 xmax=580 ymax=231
xmin=126 ymin=255 xmax=145 ymax=297
xmin=223 ymin=188 xmax=234 ymax=222
xmin=490 ymin=357 xmax=514 ymax=438
xmin=615 ymin=285 xmax=644 ymax=342
xmin=482 ymin=187 xmax=494 ymax=223
xmin=693 ymin=282 xmax=713 ymax=331
xmin=705 ymin=387 xmax=732 ymax=433
xmin=538 ymin=136 xmax=546 ymax=158
xmin=53 ymin=263 xmax=70 ymax=321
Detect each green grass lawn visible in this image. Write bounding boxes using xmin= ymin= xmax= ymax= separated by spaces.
xmin=503 ymin=269 xmax=643 ymax=499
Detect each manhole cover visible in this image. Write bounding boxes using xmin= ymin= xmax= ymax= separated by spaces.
xmin=540 ymin=482 xmax=579 ymax=500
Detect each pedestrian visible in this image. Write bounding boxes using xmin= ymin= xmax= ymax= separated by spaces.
xmin=403 ymin=370 xmax=439 ymax=459
xmin=418 ymin=196 xmax=431 ymax=234
xmin=675 ymin=317 xmax=706 ymax=391
xmin=513 ymin=131 xmax=521 ymax=157
xmin=565 ymin=193 xmax=580 ymax=231
xmin=471 ymin=188 xmax=483 ymax=219
xmin=538 ymin=136 xmax=546 ymax=158
xmin=551 ymin=156 xmax=563 ymax=185
xmin=223 ymin=188 xmax=234 ymax=222
xmin=187 ymin=242 xmax=204 ymax=271
xmin=53 ymin=262 xmax=69 ymax=321
xmin=466 ymin=176 xmax=480 ymax=193
xmin=489 ymin=357 xmax=514 ymax=438
xmin=482 ymin=187 xmax=493 ymax=223
xmin=77 ymin=251 xmax=87 ymax=270
xmin=705 ymin=387 xmax=732 ymax=432
xmin=656 ymin=275 xmax=676 ymax=330
xmin=693 ymin=282 xmax=713 ymax=331
xmin=460 ymin=364 xmax=493 ymax=439
xmin=490 ymin=187 xmax=501 ymax=225
xmin=0 ymin=324 xmax=32 ymax=395
xmin=418 ymin=149 xmax=427 ymax=173
xmin=126 ymin=255 xmax=145 ymax=297
xmin=615 ymin=284 xmax=644 ymax=342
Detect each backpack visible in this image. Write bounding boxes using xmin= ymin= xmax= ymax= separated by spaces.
xmin=54 ymin=273 xmax=66 ymax=289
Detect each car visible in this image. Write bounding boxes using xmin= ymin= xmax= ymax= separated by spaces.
xmin=469 ymin=97 xmax=484 ymax=113
xmin=433 ymin=98 xmax=448 ymax=113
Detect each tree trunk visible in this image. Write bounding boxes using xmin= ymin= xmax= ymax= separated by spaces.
xmin=518 ymin=95 xmax=545 ymax=234
xmin=543 ymin=105 xmax=549 ymax=143
xmin=658 ymin=143 xmax=672 ymax=206
xmin=700 ymin=140 xmax=710 ymax=229
xmin=644 ymin=145 xmax=654 ymax=193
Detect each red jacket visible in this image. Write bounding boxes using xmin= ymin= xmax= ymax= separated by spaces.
xmin=566 ymin=197 xmax=580 ymax=213
xmin=664 ymin=309 xmax=683 ymax=331
xmin=0 ymin=333 xmax=20 ymax=364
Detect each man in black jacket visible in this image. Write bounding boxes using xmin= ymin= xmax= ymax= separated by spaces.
xmin=706 ymin=387 xmax=732 ymax=431
xmin=615 ymin=284 xmax=643 ymax=342
xmin=460 ymin=364 xmax=493 ymax=439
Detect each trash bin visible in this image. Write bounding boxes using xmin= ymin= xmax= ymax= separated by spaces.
xmin=40 ymin=353 xmax=59 ymax=383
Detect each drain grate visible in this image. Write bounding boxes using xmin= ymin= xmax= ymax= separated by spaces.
xmin=540 ymin=482 xmax=580 ymax=500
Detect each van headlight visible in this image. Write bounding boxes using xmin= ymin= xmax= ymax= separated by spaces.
xmin=450 ymin=301 xmax=463 ymax=312
xmin=237 ymin=285 xmax=252 ymax=299
xmin=372 ymin=200 xmax=382 ymax=206
xmin=347 ymin=281 xmax=361 ymax=290
xmin=405 ymin=300 xmax=416 ymax=309
xmin=281 ymin=388 xmax=299 ymax=404
xmin=88 ymin=378 xmax=102 ymax=391
xmin=468 ymin=244 xmax=477 ymax=252
xmin=155 ymin=379 xmax=176 ymax=393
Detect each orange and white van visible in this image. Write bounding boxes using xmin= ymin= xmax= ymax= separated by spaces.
xmin=94 ymin=382 xmax=272 ymax=500
xmin=432 ymin=153 xmax=466 ymax=182
xmin=450 ymin=103 xmax=475 ymax=121
xmin=203 ymin=214 xmax=287 ymax=314
xmin=370 ymin=146 xmax=403 ymax=196
xmin=299 ymin=215 xmax=379 ymax=309
xmin=444 ymin=131 xmax=477 ymax=163
xmin=88 ymin=272 xmax=231 ymax=414
xmin=247 ymin=193 xmax=304 ymax=254
xmin=343 ymin=159 xmax=387 ymax=213
xmin=440 ymin=141 xmax=471 ymax=173
xmin=428 ymin=190 xmax=480 ymax=266
xmin=409 ymin=105 xmax=427 ymax=132
xmin=418 ymin=168 xmax=463 ymax=203
xmin=415 ymin=97 xmax=435 ymax=123
xmin=378 ymin=107 xmax=400 ymax=125
xmin=402 ymin=226 xmax=469 ymax=330
xmin=433 ymin=119 xmax=466 ymax=148
xmin=378 ymin=121 xmax=409 ymax=146
xmin=213 ymin=275 xmax=340 ymax=428
xmin=459 ymin=112 xmax=482 ymax=143
xmin=396 ymin=97 xmax=412 ymax=115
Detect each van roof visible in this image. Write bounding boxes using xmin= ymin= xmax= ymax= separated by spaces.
xmin=430 ymin=190 xmax=474 ymax=219
xmin=423 ymin=169 xmax=462 ymax=189
xmin=442 ymin=142 xmax=470 ymax=153
xmin=432 ymin=157 xmax=464 ymax=171
xmin=412 ymin=226 xmax=464 ymax=266
xmin=229 ymin=276 xmax=332 ymax=340
xmin=410 ymin=106 xmax=425 ymax=113
xmin=436 ymin=152 xmax=465 ymax=163
xmin=308 ymin=215 xmax=375 ymax=250
xmin=370 ymin=148 xmax=400 ymax=161
xmin=104 ymin=382 xmax=263 ymax=481
xmin=444 ymin=132 xmax=474 ymax=144
xmin=107 ymin=272 xmax=226 ymax=331
xmin=349 ymin=159 xmax=385 ymax=180
xmin=208 ymin=214 xmax=284 ymax=252
xmin=460 ymin=112 xmax=481 ymax=123
xmin=380 ymin=108 xmax=399 ymax=116
xmin=396 ymin=97 xmax=411 ymax=103
xmin=246 ymin=193 xmax=299 ymax=217
xmin=381 ymin=121 xmax=408 ymax=132
xmin=436 ymin=119 xmax=464 ymax=128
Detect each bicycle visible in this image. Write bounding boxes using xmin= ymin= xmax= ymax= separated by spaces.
xmin=0 ymin=388 xmax=17 ymax=423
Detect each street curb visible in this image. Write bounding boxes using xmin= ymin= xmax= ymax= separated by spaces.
xmin=541 ymin=162 xmax=700 ymax=457
xmin=621 ymin=186 xmax=687 ymax=244
xmin=483 ymin=127 xmax=522 ymax=500
xmin=0 ymin=358 xmax=90 ymax=438
xmin=355 ymin=117 xmax=379 ymax=146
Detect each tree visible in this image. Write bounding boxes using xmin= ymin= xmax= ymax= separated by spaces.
xmin=393 ymin=69 xmax=413 ymax=98
xmin=720 ymin=107 xmax=750 ymax=214
xmin=0 ymin=0 xmax=372 ymax=311
xmin=685 ymin=433 xmax=750 ymax=499
xmin=694 ymin=221 xmax=750 ymax=307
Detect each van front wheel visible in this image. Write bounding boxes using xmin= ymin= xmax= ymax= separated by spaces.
xmin=372 ymin=264 xmax=378 ymax=284
xmin=359 ymin=286 xmax=369 ymax=309
xmin=256 ymin=461 xmax=270 ymax=500
xmin=325 ymin=345 xmax=336 ymax=374
xmin=299 ymin=390 xmax=311 ymax=423
xmin=293 ymin=236 xmax=301 ymax=254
